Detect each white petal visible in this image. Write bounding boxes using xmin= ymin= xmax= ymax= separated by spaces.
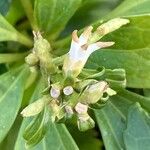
xmin=79 ymin=26 xmax=93 ymax=46
xmin=87 ymin=43 xmax=101 ymax=55
xmin=69 ymin=40 xmax=80 ymax=60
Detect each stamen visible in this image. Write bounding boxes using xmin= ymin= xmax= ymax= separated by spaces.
xmin=72 ymin=30 xmax=79 ymax=43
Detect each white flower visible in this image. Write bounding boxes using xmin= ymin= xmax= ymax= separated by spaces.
xmin=63 ymin=26 xmax=114 ymax=77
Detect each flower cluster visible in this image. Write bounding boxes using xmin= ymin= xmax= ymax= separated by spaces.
xmin=23 ymin=18 xmax=129 ymax=132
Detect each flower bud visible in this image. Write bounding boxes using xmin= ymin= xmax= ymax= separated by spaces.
xmin=75 ymin=103 xmax=88 ymax=114
xmin=25 ymin=53 xmax=39 ymax=66
xmin=77 ymin=113 xmax=95 ymax=131
xmin=63 ymin=86 xmax=74 ymax=95
xmin=65 ymin=105 xmax=74 ymax=118
xmin=79 ymin=81 xmax=108 ymax=104
xmin=33 ymin=31 xmax=56 ymax=75
xmin=50 ymin=84 xmax=61 ymax=99
xmin=49 ymin=100 xmax=64 ymax=122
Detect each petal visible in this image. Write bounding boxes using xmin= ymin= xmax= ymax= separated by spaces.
xmin=69 ymin=33 xmax=80 ymax=60
xmin=79 ymin=26 xmax=93 ymax=46
xmin=87 ymin=41 xmax=115 ymax=54
xmin=96 ymin=41 xmax=115 ymax=48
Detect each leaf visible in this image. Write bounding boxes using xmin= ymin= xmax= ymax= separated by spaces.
xmin=119 ymin=89 xmax=150 ymax=112
xmin=123 ymin=103 xmax=150 ymax=150
xmin=60 ymin=0 xmax=122 ymax=37
xmin=0 ymin=0 xmax=12 ymax=15
xmin=67 ymin=123 xmax=103 ymax=150
xmin=34 ymin=0 xmax=81 ymax=39
xmin=0 ymin=66 xmax=29 ymax=142
xmin=94 ymin=89 xmax=150 ymax=150
xmin=23 ymin=106 xmax=51 ymax=148
xmin=14 ymin=80 xmax=79 ymax=150
xmin=5 ymin=0 xmax=25 ymax=25
xmin=105 ymin=0 xmax=150 ymax=19
xmin=95 ymin=95 xmax=130 ymax=150
xmin=0 ymin=14 xmax=32 ymax=46
xmin=86 ymin=15 xmax=150 ymax=88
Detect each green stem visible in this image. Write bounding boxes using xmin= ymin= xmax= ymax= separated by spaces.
xmin=20 ymin=0 xmax=38 ymax=31
xmin=0 ymin=52 xmax=29 ymax=64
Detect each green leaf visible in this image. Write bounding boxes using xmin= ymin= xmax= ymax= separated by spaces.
xmin=0 ymin=14 xmax=32 ymax=47
xmin=124 ymin=103 xmax=150 ymax=150
xmin=86 ymin=15 xmax=150 ymax=88
xmin=23 ymin=106 xmax=50 ymax=148
xmin=105 ymin=0 xmax=150 ymax=19
xmin=6 ymin=0 xmax=25 ymax=25
xmin=95 ymin=89 xmax=150 ymax=150
xmin=15 ymin=80 xmax=79 ymax=150
xmin=0 ymin=66 xmax=29 ymax=142
xmin=119 ymin=89 xmax=150 ymax=112
xmin=61 ymin=0 xmax=122 ymax=37
xmin=0 ymin=0 xmax=12 ymax=15
xmin=95 ymin=95 xmax=130 ymax=150
xmin=68 ymin=124 xmax=103 ymax=150
xmin=34 ymin=0 xmax=81 ymax=39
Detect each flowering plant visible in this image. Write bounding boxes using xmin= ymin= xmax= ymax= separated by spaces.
xmin=0 ymin=0 xmax=150 ymax=150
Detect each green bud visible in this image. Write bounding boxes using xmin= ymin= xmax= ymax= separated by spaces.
xmin=65 ymin=105 xmax=74 ymax=118
xmin=25 ymin=53 xmax=39 ymax=66
xmin=33 ymin=31 xmax=56 ymax=75
xmin=49 ymin=100 xmax=64 ymax=122
xmin=79 ymin=81 xmax=108 ymax=104
xmin=77 ymin=113 xmax=95 ymax=132
xmin=21 ymin=95 xmax=50 ymax=117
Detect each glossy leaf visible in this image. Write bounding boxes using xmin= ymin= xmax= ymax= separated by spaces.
xmin=0 ymin=0 xmax=12 ymax=15
xmin=23 ymin=106 xmax=50 ymax=148
xmin=0 ymin=14 xmax=32 ymax=46
xmin=68 ymin=123 xmax=103 ymax=150
xmin=119 ymin=89 xmax=150 ymax=112
xmin=61 ymin=0 xmax=122 ymax=37
xmin=95 ymin=89 xmax=150 ymax=150
xmin=86 ymin=15 xmax=150 ymax=88
xmin=34 ymin=0 xmax=81 ymax=39
xmin=14 ymin=80 xmax=79 ymax=150
xmin=95 ymin=95 xmax=130 ymax=150
xmin=105 ymin=0 xmax=150 ymax=19
xmin=124 ymin=103 xmax=150 ymax=150
xmin=0 ymin=66 xmax=29 ymax=142
xmin=6 ymin=0 xmax=25 ymax=25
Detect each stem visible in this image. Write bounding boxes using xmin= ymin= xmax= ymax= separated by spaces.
xmin=20 ymin=0 xmax=38 ymax=31
xmin=0 ymin=52 xmax=29 ymax=64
